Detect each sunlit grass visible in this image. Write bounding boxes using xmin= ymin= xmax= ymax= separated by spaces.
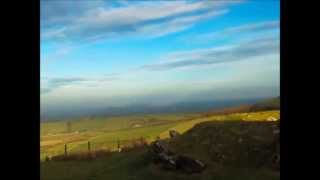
xmin=41 ymin=111 xmax=280 ymax=180
xmin=160 ymin=110 xmax=279 ymax=138
xmin=40 ymin=110 xmax=279 ymax=160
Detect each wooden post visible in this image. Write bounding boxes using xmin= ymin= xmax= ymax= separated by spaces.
xmin=64 ymin=144 xmax=67 ymax=156
xmin=88 ymin=141 xmax=91 ymax=152
xmin=117 ymin=139 xmax=120 ymax=152
xmin=66 ymin=121 xmax=72 ymax=133
xmin=140 ymin=136 xmax=144 ymax=145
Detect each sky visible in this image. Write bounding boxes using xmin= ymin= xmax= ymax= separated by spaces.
xmin=41 ymin=0 xmax=280 ymax=119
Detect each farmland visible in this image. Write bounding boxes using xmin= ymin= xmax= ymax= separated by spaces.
xmin=41 ymin=109 xmax=280 ymax=180
xmin=40 ymin=113 xmax=200 ymax=160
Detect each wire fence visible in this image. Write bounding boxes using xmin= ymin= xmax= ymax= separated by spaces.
xmin=41 ymin=136 xmax=153 ymax=161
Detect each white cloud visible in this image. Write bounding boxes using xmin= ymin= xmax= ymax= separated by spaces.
xmin=40 ymin=75 xmax=119 ymax=95
xmin=142 ymin=35 xmax=279 ymax=71
xmin=41 ymin=0 xmax=241 ymax=42
xmin=180 ymin=20 xmax=279 ymax=44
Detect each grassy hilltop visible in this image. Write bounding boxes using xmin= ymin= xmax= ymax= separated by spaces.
xmin=41 ymin=97 xmax=280 ymax=180
xmin=41 ymin=110 xmax=279 ymax=180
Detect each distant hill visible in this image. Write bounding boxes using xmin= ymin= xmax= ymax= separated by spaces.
xmin=203 ymin=97 xmax=280 ymax=116
xmin=250 ymin=96 xmax=280 ymax=112
xmin=41 ymin=98 xmax=262 ymax=121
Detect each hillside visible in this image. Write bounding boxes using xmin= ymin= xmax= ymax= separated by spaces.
xmin=41 ymin=110 xmax=280 ymax=180
xmin=40 ymin=113 xmax=201 ymax=160
xmin=203 ymin=97 xmax=280 ymax=116
xmin=165 ymin=120 xmax=279 ymax=170
xmin=250 ymin=97 xmax=280 ymax=112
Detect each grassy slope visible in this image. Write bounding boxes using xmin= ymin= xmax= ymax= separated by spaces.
xmin=166 ymin=120 xmax=279 ymax=168
xmin=40 ymin=113 xmax=199 ymax=159
xmin=160 ymin=110 xmax=279 ymax=138
xmin=41 ymin=110 xmax=279 ymax=180
xmin=41 ymin=149 xmax=278 ymax=180
xmin=41 ymin=111 xmax=279 ymax=158
xmin=204 ymin=97 xmax=280 ymax=116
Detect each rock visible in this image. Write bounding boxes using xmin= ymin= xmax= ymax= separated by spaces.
xmin=273 ymin=129 xmax=280 ymax=135
xmin=132 ymin=124 xmax=142 ymax=128
xmin=159 ymin=153 xmax=176 ymax=170
xmin=252 ymin=135 xmax=263 ymax=141
xmin=175 ymin=155 xmax=206 ymax=173
xmin=151 ymin=140 xmax=172 ymax=155
xmin=151 ymin=141 xmax=165 ymax=154
xmin=150 ymin=140 xmax=206 ymax=174
xmin=169 ymin=130 xmax=180 ymax=138
xmin=191 ymin=133 xmax=199 ymax=137
xmin=201 ymin=140 xmax=211 ymax=145
xmin=267 ymin=116 xmax=278 ymax=122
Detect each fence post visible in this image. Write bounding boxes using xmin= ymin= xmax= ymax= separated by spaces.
xmin=64 ymin=144 xmax=67 ymax=156
xmin=88 ymin=141 xmax=91 ymax=152
xmin=117 ymin=139 xmax=121 ymax=152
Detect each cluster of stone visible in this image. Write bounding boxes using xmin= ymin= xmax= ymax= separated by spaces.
xmin=150 ymin=140 xmax=206 ymax=173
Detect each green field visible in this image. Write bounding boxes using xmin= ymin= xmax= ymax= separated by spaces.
xmin=40 ymin=113 xmax=200 ymax=159
xmin=41 ymin=110 xmax=279 ymax=180
xmin=40 ymin=111 xmax=279 ymax=159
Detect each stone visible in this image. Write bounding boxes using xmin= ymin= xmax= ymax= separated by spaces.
xmin=191 ymin=133 xmax=199 ymax=137
xmin=175 ymin=155 xmax=206 ymax=173
xmin=273 ymin=129 xmax=280 ymax=135
xmin=151 ymin=140 xmax=166 ymax=154
xmin=159 ymin=153 xmax=176 ymax=170
xmin=201 ymin=140 xmax=211 ymax=145
xmin=267 ymin=116 xmax=278 ymax=122
xmin=169 ymin=130 xmax=180 ymax=138
xmin=150 ymin=140 xmax=206 ymax=174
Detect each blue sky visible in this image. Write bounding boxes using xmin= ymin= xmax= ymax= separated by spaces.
xmin=41 ymin=0 xmax=280 ymax=117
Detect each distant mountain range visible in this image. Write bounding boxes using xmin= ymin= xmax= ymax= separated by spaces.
xmin=41 ymin=97 xmax=279 ymax=121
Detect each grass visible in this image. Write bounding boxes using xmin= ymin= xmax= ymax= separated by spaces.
xmin=41 ymin=113 xmax=199 ymax=135
xmin=41 ymin=111 xmax=279 ymax=159
xmin=166 ymin=120 xmax=279 ymax=168
xmin=40 ymin=113 xmax=199 ymax=160
xmin=159 ymin=110 xmax=279 ymax=138
xmin=41 ymin=110 xmax=279 ymax=180
xmin=41 ymin=149 xmax=279 ymax=180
